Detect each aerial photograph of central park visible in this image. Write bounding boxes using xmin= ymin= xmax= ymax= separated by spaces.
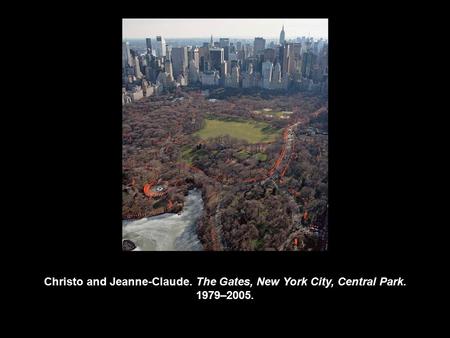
xmin=122 ymin=18 xmax=328 ymax=251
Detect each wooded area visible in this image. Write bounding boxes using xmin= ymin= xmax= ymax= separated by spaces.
xmin=122 ymin=89 xmax=328 ymax=250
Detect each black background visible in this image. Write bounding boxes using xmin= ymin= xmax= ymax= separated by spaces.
xmin=18 ymin=5 xmax=420 ymax=307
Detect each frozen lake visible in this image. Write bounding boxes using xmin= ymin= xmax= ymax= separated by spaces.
xmin=122 ymin=189 xmax=204 ymax=251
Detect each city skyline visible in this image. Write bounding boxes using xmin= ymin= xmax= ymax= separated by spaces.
xmin=123 ymin=19 xmax=328 ymax=40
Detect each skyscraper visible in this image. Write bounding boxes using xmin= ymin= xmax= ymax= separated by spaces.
xmin=122 ymin=41 xmax=132 ymax=68
xmin=292 ymin=43 xmax=302 ymax=74
xmin=277 ymin=44 xmax=284 ymax=72
xmin=188 ymin=47 xmax=200 ymax=69
xmin=262 ymin=61 xmax=273 ymax=89
xmin=279 ymin=25 xmax=285 ymax=45
xmin=253 ymin=37 xmax=266 ymax=56
xmin=219 ymin=38 xmax=230 ymax=48
xmin=301 ymin=51 xmax=316 ymax=79
xmin=199 ymin=55 xmax=210 ymax=72
xmin=165 ymin=44 xmax=171 ymax=60
xmin=165 ymin=58 xmax=173 ymax=80
xmin=220 ymin=61 xmax=227 ymax=78
xmin=263 ymin=48 xmax=276 ymax=63
xmin=172 ymin=47 xmax=188 ymax=77
xmin=155 ymin=36 xmax=166 ymax=57
xmin=146 ymin=38 xmax=152 ymax=54
xmin=198 ymin=46 xmax=208 ymax=63
xmin=273 ymin=62 xmax=282 ymax=83
xmin=192 ymin=47 xmax=200 ymax=69
xmin=231 ymin=65 xmax=240 ymax=87
xmin=188 ymin=59 xmax=199 ymax=83
xmin=283 ymin=43 xmax=293 ymax=75
xmin=209 ymin=47 xmax=224 ymax=72
xmin=281 ymin=42 xmax=296 ymax=76
xmin=134 ymin=56 xmax=143 ymax=78
xmin=223 ymin=46 xmax=230 ymax=61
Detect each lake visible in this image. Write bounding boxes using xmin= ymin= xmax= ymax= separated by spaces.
xmin=122 ymin=189 xmax=204 ymax=251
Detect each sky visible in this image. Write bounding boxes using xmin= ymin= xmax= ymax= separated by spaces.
xmin=123 ymin=19 xmax=328 ymax=40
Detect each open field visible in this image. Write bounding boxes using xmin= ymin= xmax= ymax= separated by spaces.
xmin=194 ymin=118 xmax=280 ymax=143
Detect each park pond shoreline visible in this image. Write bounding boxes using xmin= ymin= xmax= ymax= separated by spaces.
xmin=122 ymin=189 xmax=204 ymax=251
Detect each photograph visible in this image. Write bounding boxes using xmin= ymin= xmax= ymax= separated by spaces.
xmin=122 ymin=18 xmax=329 ymax=251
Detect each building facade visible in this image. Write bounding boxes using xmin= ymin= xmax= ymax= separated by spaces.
xmin=253 ymin=37 xmax=266 ymax=56
xmin=171 ymin=46 xmax=188 ymax=78
xmin=155 ymin=36 xmax=166 ymax=57
xmin=209 ymin=47 xmax=224 ymax=72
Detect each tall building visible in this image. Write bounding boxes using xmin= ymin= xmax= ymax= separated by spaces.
xmin=219 ymin=38 xmax=230 ymax=48
xmin=200 ymin=70 xmax=220 ymax=86
xmin=188 ymin=59 xmax=199 ymax=83
xmin=147 ymin=55 xmax=162 ymax=83
xmin=230 ymin=59 xmax=239 ymax=72
xmin=204 ymin=61 xmax=210 ymax=72
xmin=164 ymin=58 xmax=173 ymax=81
xmin=231 ymin=65 xmax=240 ymax=87
xmin=301 ymin=51 xmax=316 ymax=78
xmin=276 ymin=44 xmax=284 ymax=72
xmin=165 ymin=44 xmax=171 ymax=60
xmin=263 ymin=48 xmax=276 ymax=63
xmin=244 ymin=43 xmax=252 ymax=58
xmin=262 ymin=61 xmax=273 ymax=89
xmin=134 ymin=56 xmax=143 ymax=78
xmin=281 ymin=43 xmax=296 ymax=76
xmin=220 ymin=61 xmax=227 ymax=78
xmin=122 ymin=41 xmax=132 ymax=68
xmin=146 ymin=38 xmax=152 ymax=54
xmin=293 ymin=43 xmax=302 ymax=58
xmin=273 ymin=62 xmax=282 ymax=83
xmin=155 ymin=36 xmax=166 ymax=57
xmin=198 ymin=46 xmax=208 ymax=64
xmin=199 ymin=56 xmax=206 ymax=72
xmin=283 ymin=43 xmax=295 ymax=76
xmin=279 ymin=25 xmax=285 ymax=45
xmin=193 ymin=47 xmax=200 ymax=68
xmin=219 ymin=38 xmax=230 ymax=60
xmin=254 ymin=37 xmax=266 ymax=56
xmin=188 ymin=47 xmax=200 ymax=69
xmin=292 ymin=43 xmax=302 ymax=74
xmin=223 ymin=46 xmax=230 ymax=61
xmin=171 ymin=47 xmax=188 ymax=77
xmin=209 ymin=47 xmax=224 ymax=72
xmin=228 ymin=52 xmax=238 ymax=62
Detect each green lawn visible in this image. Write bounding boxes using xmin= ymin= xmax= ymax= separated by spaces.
xmin=235 ymin=150 xmax=251 ymax=160
xmin=181 ymin=147 xmax=194 ymax=164
xmin=255 ymin=152 xmax=268 ymax=161
xmin=194 ymin=118 xmax=279 ymax=143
